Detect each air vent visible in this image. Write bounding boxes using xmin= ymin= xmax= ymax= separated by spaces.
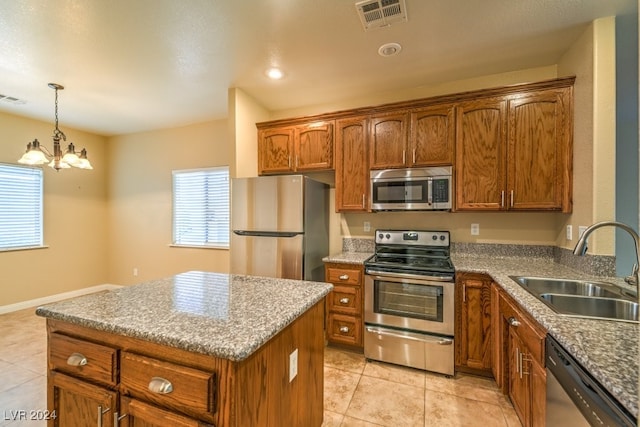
xmin=0 ymin=94 xmax=26 ymax=105
xmin=355 ymin=0 xmax=407 ymax=31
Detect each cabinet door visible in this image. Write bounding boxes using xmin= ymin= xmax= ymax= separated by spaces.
xmin=295 ymin=122 xmax=334 ymax=171
xmin=507 ymin=89 xmax=571 ymax=211
xmin=369 ymin=112 xmax=409 ymax=169
xmin=258 ymin=127 xmax=295 ymax=174
xmin=119 ymin=397 xmax=211 ymax=427
xmin=50 ymin=371 xmax=117 ymax=427
xmin=410 ymin=104 xmax=455 ymax=166
xmin=455 ymin=98 xmax=507 ymax=210
xmin=456 ymin=274 xmax=492 ymax=374
xmin=335 ymin=116 xmax=369 ymax=212
xmin=508 ymin=329 xmax=529 ymax=426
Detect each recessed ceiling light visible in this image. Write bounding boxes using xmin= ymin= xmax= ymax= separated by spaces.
xmin=266 ymin=68 xmax=284 ymax=80
xmin=378 ymin=42 xmax=402 ymax=57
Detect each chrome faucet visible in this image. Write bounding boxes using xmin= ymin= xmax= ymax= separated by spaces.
xmin=573 ymin=221 xmax=640 ymax=298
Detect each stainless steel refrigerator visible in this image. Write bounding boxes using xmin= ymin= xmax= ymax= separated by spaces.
xmin=230 ymin=175 xmax=329 ymax=281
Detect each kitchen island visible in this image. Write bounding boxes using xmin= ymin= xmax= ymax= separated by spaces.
xmin=36 ymin=271 xmax=333 ymax=426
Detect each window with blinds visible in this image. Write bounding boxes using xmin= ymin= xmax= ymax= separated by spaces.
xmin=0 ymin=163 xmax=43 ymax=250
xmin=172 ymin=167 xmax=230 ymax=248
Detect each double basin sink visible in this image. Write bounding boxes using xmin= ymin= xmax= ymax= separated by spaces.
xmin=510 ymin=276 xmax=638 ymax=323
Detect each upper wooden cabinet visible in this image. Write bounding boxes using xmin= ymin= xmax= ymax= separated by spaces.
xmin=410 ymin=104 xmax=456 ymax=166
xmin=456 ymin=86 xmax=573 ymax=212
xmin=369 ymin=112 xmax=409 ymax=169
xmin=369 ymin=105 xmax=455 ymax=170
xmin=258 ymin=121 xmax=334 ymax=174
xmin=335 ymin=116 xmax=369 ymax=212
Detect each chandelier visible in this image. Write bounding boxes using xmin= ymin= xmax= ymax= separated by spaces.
xmin=18 ymin=83 xmax=93 ymax=171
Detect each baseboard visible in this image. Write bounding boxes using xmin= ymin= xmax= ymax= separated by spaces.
xmin=0 ymin=284 xmax=123 ymax=315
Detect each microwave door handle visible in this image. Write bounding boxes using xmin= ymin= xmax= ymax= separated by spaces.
xmin=427 ymin=177 xmax=433 ymax=205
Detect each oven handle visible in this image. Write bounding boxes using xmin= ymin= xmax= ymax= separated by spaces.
xmin=365 ymin=269 xmax=454 ymax=283
xmin=366 ymin=327 xmax=453 ymax=345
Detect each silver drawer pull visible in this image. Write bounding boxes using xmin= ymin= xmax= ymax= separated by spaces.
xmin=339 ymin=326 xmax=349 ymax=333
xmin=508 ymin=317 xmax=521 ymax=327
xmin=339 ymin=274 xmax=349 ymax=280
xmin=97 ymin=405 xmax=110 ymax=427
xmin=67 ymin=352 xmax=88 ymax=367
xmin=339 ymin=297 xmax=350 ymax=304
xmin=148 ymin=377 xmax=173 ymax=394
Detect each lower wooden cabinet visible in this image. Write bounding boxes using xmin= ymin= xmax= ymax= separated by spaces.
xmin=455 ymin=273 xmax=493 ymax=376
xmin=497 ymin=287 xmax=547 ymax=427
xmin=119 ymin=397 xmax=212 ymax=427
xmin=324 ymin=262 xmax=364 ymax=349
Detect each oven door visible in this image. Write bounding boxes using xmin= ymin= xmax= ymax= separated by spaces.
xmin=364 ymin=272 xmax=454 ymax=336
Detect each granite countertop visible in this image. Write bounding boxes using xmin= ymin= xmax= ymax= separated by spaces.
xmin=325 ymin=251 xmax=638 ymax=418
xmin=36 ymin=271 xmax=333 ymax=362
xmin=323 ymin=252 xmax=372 ymax=264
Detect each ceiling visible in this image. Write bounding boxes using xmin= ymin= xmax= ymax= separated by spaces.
xmin=0 ymin=0 xmax=637 ymax=136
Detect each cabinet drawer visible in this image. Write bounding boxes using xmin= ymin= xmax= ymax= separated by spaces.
xmin=120 ymin=352 xmax=216 ymax=420
xmin=327 ymin=313 xmax=362 ymax=347
xmin=326 ymin=267 xmax=361 ymax=285
xmin=326 ymin=285 xmax=362 ymax=316
xmin=50 ymin=333 xmax=117 ymax=386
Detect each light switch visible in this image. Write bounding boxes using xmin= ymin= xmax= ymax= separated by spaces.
xmin=470 ymin=224 xmax=479 ymax=236
xmin=566 ymin=225 xmax=572 ymax=241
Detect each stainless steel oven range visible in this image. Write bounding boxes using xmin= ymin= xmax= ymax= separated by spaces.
xmin=364 ymin=230 xmax=455 ymax=375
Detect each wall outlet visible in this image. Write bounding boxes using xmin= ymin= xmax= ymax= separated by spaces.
xmin=289 ymin=348 xmax=298 ymax=382
xmin=133 ymin=267 xmax=138 ymax=277
xmin=566 ymin=225 xmax=573 ymax=241
xmin=364 ymin=221 xmax=371 ymax=232
xmin=578 ymin=226 xmax=588 ymax=238
xmin=470 ymin=223 xmax=480 ymax=236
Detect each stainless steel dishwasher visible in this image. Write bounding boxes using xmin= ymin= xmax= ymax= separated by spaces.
xmin=546 ymin=335 xmax=636 ymax=426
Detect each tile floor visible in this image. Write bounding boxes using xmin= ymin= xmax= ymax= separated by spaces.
xmin=0 ymin=308 xmax=520 ymax=426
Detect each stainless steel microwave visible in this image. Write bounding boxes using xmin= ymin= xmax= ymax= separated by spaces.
xmin=370 ymin=166 xmax=452 ymax=211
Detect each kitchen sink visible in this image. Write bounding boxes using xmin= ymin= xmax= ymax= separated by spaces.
xmin=539 ymin=294 xmax=639 ymax=322
xmin=510 ymin=276 xmax=638 ymax=322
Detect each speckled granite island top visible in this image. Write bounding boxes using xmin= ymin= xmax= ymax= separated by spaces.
xmin=35 ymin=271 xmax=333 ymax=362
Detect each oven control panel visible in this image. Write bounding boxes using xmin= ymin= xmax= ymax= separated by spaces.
xmin=375 ymin=230 xmax=449 ymax=247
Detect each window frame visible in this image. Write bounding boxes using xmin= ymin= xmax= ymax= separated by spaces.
xmin=171 ymin=166 xmax=230 ymax=250
xmin=0 ymin=162 xmax=45 ymax=252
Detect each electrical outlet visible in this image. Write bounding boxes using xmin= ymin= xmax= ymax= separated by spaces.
xmin=133 ymin=267 xmax=138 ymax=277
xmin=289 ymin=349 xmax=298 ymax=382
xmin=470 ymin=223 xmax=479 ymax=236
xmin=566 ymin=225 xmax=572 ymax=241
xmin=364 ymin=221 xmax=371 ymax=232
xmin=578 ymin=226 xmax=588 ymax=238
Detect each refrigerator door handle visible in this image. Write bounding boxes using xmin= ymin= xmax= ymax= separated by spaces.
xmin=232 ymin=230 xmax=301 ymax=238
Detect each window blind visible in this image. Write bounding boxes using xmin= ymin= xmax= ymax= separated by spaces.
xmin=172 ymin=167 xmax=230 ymax=247
xmin=0 ymin=164 xmax=43 ymax=250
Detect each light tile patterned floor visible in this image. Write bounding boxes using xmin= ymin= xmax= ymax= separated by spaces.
xmin=0 ymin=308 xmax=520 ymax=426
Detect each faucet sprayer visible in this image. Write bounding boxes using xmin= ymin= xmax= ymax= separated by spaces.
xmin=572 ymin=221 xmax=640 ymax=298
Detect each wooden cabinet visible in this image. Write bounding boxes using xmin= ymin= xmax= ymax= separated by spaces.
xmin=456 ymin=86 xmax=573 ymax=212
xmin=324 ymin=263 xmax=364 ymax=349
xmin=335 ymin=116 xmax=369 ymax=212
xmin=507 ymin=88 xmax=573 ymax=212
xmin=455 ymin=273 xmax=493 ymax=376
xmin=258 ymin=121 xmax=334 ymax=174
xmin=497 ymin=287 xmax=547 ymax=427
xmin=369 ymin=106 xmax=455 ymax=170
xmin=369 ymin=112 xmax=409 ymax=169
xmin=46 ymin=300 xmax=325 ymax=427
xmin=410 ymin=104 xmax=455 ymax=166
xmin=455 ymin=97 xmax=508 ymax=210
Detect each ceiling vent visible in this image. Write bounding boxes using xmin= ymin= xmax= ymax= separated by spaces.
xmin=0 ymin=94 xmax=26 ymax=105
xmin=355 ymin=0 xmax=407 ymax=31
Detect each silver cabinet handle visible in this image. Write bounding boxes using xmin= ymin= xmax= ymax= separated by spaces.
xmin=508 ymin=317 xmax=521 ymax=327
xmin=67 ymin=352 xmax=88 ymax=367
xmin=339 ymin=297 xmax=350 ymax=304
xmin=339 ymin=326 xmax=349 ymax=333
xmin=97 ymin=405 xmax=110 ymax=427
xmin=114 ymin=412 xmax=127 ymax=427
xmin=148 ymin=377 xmax=173 ymax=394
xmin=339 ymin=274 xmax=349 ymax=280
xmin=362 ymin=193 xmax=365 ymax=208
xmin=462 ymin=284 xmax=466 ymax=302
xmin=402 ymin=149 xmax=406 ymax=164
xmin=510 ymin=190 xmax=514 ymax=208
xmin=500 ymin=191 xmax=505 ymax=208
xmin=412 ymin=148 xmax=416 ymax=164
